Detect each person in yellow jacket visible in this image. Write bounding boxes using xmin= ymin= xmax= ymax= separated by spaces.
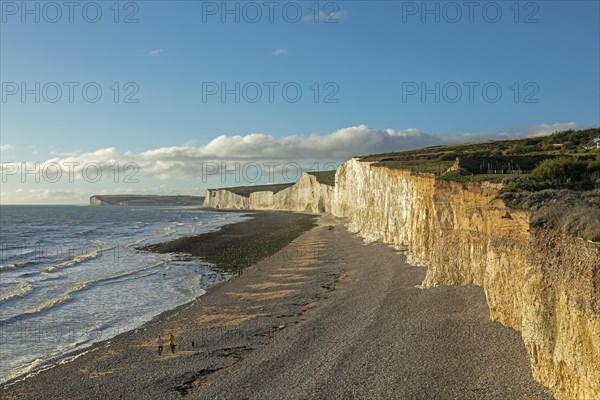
xmin=168 ymin=333 xmax=176 ymax=353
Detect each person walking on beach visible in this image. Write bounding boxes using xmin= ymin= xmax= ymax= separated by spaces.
xmin=156 ymin=335 xmax=164 ymax=355
xmin=169 ymin=333 xmax=176 ymax=353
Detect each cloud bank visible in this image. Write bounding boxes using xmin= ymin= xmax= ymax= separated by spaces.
xmin=1 ymin=122 xmax=588 ymax=182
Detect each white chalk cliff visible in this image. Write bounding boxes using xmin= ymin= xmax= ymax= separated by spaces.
xmin=204 ymin=158 xmax=600 ymax=400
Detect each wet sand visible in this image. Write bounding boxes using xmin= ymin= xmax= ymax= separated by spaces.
xmin=1 ymin=214 xmax=553 ymax=399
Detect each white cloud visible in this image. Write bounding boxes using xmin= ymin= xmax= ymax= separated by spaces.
xmin=272 ymin=48 xmax=288 ymax=56
xmin=510 ymin=122 xmax=580 ymax=137
xmin=0 ymin=144 xmax=14 ymax=151
xmin=0 ymin=187 xmax=87 ymax=204
xmin=0 ymin=122 xmax=591 ymax=183
xmin=149 ymin=49 xmax=163 ymax=56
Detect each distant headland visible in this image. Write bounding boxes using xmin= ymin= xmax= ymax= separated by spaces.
xmin=89 ymin=195 xmax=204 ymax=206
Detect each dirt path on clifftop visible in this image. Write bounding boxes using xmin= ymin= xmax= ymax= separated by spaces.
xmin=2 ymin=219 xmax=553 ymax=400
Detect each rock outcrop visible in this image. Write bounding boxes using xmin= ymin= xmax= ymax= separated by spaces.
xmin=89 ymin=196 xmax=109 ymax=206
xmin=204 ymin=158 xmax=599 ymax=399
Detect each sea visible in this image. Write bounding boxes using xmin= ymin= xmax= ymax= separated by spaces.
xmin=0 ymin=205 xmax=249 ymax=383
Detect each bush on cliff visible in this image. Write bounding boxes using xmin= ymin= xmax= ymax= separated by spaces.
xmin=499 ymin=189 xmax=600 ymax=242
xmin=501 ymin=157 xmax=599 ymax=192
xmin=532 ymin=157 xmax=590 ymax=186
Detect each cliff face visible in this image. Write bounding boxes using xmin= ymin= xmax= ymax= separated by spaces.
xmin=89 ymin=196 xmax=108 ymax=206
xmin=202 ymin=158 xmax=598 ymax=399
xmin=204 ymin=173 xmax=333 ymax=213
xmin=332 ymin=158 xmax=599 ymax=400
xmin=204 ymin=190 xmax=250 ymax=209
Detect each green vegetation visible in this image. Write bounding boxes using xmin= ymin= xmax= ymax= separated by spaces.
xmin=500 ymin=189 xmax=600 ymax=242
xmin=359 ymin=128 xmax=600 ymax=190
xmin=307 ymin=170 xmax=336 ymax=186
xmin=374 ymin=160 xmax=455 ymax=175
xmin=219 ymin=183 xmax=294 ymax=198
xmin=500 ymin=156 xmax=600 ymax=192
xmin=531 ymin=157 xmax=599 ymax=188
xmin=362 ymin=128 xmax=599 ymax=163
xmin=213 ymin=170 xmax=337 ymax=197
xmin=439 ymin=172 xmax=523 ymax=184
xmin=359 ymin=129 xmax=600 ymax=242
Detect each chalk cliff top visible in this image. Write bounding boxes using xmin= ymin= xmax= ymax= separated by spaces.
xmin=358 ymin=128 xmax=600 ymax=184
xmin=210 ymin=171 xmax=336 ymax=198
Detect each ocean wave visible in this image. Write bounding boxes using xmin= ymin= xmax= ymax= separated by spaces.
xmin=0 ymin=245 xmax=37 ymax=257
xmin=1 ymin=341 xmax=104 ymax=385
xmin=0 ymin=263 xmax=19 ymax=271
xmin=39 ymin=273 xmax=65 ymax=281
xmin=1 ymin=358 xmax=46 ymax=385
xmin=25 ymin=293 xmax=72 ymax=315
xmin=0 ymin=283 xmax=34 ymax=304
xmin=0 ymin=282 xmax=90 ymax=325
xmin=90 ymin=260 xmax=167 ymax=286
xmin=0 ymin=295 xmax=72 ymax=325
xmin=44 ymin=243 xmax=114 ymax=273
xmin=125 ymin=237 xmax=149 ymax=250
xmin=0 ymin=260 xmax=37 ymax=272
xmin=161 ymin=226 xmax=176 ymax=237
xmin=65 ymin=228 xmax=97 ymax=237
xmin=7 ymin=260 xmax=169 ymax=324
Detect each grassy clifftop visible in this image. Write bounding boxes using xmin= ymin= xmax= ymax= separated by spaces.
xmin=213 ymin=170 xmax=336 ymax=198
xmin=500 ymin=189 xmax=600 ymax=242
xmin=359 ymin=128 xmax=600 ymax=242
xmin=215 ymin=183 xmax=295 ymax=198
xmin=307 ymin=170 xmax=336 ymax=186
xmin=359 ymin=128 xmax=600 ymax=183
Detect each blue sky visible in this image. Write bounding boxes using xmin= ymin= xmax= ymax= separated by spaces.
xmin=1 ymin=1 xmax=599 ymax=203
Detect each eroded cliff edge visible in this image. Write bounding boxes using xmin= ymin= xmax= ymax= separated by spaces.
xmin=204 ymin=159 xmax=599 ymax=399
xmin=333 ymin=158 xmax=599 ymax=400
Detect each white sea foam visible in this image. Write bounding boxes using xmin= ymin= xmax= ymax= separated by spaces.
xmin=0 ymin=283 xmax=33 ymax=303
xmin=0 ymin=282 xmax=91 ymax=324
xmin=0 ymin=206 xmax=246 ymax=384
xmin=44 ymin=243 xmax=113 ymax=272
xmin=1 ymin=344 xmax=106 ymax=385
xmin=0 ymin=263 xmax=19 ymax=271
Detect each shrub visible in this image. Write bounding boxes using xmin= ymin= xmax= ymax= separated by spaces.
xmin=541 ymin=142 xmax=555 ymax=151
xmin=499 ymin=189 xmax=600 ymax=242
xmin=531 ymin=157 xmax=588 ymax=187
xmin=437 ymin=153 xmax=457 ymax=161
xmin=500 ymin=176 xmax=552 ymax=192
xmin=587 ymin=160 xmax=600 ymax=173
xmin=505 ymin=144 xmax=527 ymax=154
